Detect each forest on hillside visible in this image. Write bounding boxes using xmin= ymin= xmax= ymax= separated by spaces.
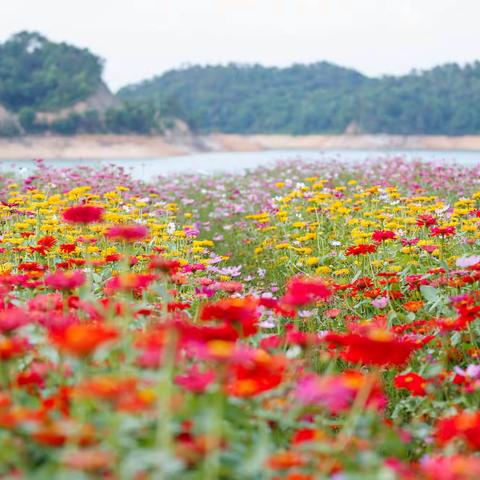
xmin=2 ymin=31 xmax=480 ymax=137
xmin=120 ymin=62 xmax=480 ymax=135
xmin=0 ymin=32 xmax=165 ymax=136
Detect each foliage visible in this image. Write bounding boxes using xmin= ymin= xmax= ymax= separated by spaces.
xmin=104 ymin=101 xmax=161 ymax=134
xmin=120 ymin=61 xmax=480 ymax=135
xmin=0 ymin=32 xmax=165 ymax=136
xmin=0 ymin=31 xmax=103 ymax=112
xmin=0 ymin=120 xmax=20 ymax=137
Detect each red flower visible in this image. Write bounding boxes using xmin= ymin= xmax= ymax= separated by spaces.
xmin=226 ymin=351 xmax=286 ymax=397
xmin=345 ymin=244 xmax=377 ymax=256
xmin=148 ymin=256 xmax=180 ymax=274
xmin=63 ymin=205 xmax=104 ymax=224
xmin=59 ymin=243 xmax=77 ymax=253
xmin=45 ymin=270 xmax=86 ymax=290
xmin=18 ymin=262 xmax=47 ymax=273
xmin=200 ymin=297 xmax=260 ymax=338
xmin=416 ymin=214 xmax=437 ymax=227
xmin=105 ymin=225 xmax=149 ymax=242
xmin=326 ymin=329 xmax=421 ymax=366
xmin=394 ymin=372 xmax=427 ymax=396
xmin=0 ymin=335 xmax=29 ymax=360
xmin=372 ymin=230 xmax=396 ymax=242
xmin=281 ymin=276 xmax=332 ymax=307
xmin=38 ymin=236 xmax=56 ymax=249
xmin=104 ymin=273 xmax=157 ymax=294
xmin=435 ymin=411 xmax=480 ymax=450
xmin=50 ymin=323 xmax=118 ymax=357
xmin=430 ymin=226 xmax=456 ymax=237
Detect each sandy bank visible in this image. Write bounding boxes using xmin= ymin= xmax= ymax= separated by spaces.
xmin=1 ymin=134 xmax=480 ymax=160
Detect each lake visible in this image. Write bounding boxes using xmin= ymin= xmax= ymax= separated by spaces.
xmin=0 ymin=149 xmax=479 ymax=181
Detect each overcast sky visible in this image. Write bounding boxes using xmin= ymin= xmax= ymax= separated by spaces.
xmin=1 ymin=0 xmax=478 ymax=91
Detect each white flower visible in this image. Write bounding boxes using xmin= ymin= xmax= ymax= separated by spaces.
xmin=456 ymin=255 xmax=480 ymax=268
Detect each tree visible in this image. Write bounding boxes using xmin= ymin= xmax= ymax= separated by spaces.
xmin=18 ymin=107 xmax=36 ymax=133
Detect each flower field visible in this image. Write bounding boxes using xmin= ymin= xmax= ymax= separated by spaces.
xmin=0 ymin=157 xmax=479 ymax=479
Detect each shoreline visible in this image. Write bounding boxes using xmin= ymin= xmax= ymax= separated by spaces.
xmin=0 ymin=134 xmax=480 ymax=160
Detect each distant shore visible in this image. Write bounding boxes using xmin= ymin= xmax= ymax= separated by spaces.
xmin=1 ymin=134 xmax=480 ymax=160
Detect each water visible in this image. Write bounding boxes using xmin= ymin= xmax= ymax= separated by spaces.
xmin=0 ymin=149 xmax=479 ymax=181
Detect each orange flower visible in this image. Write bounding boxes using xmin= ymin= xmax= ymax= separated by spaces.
xmin=267 ymin=451 xmax=305 ymax=470
xmin=50 ymin=323 xmax=118 ymax=357
xmin=226 ymin=350 xmax=286 ymax=397
xmin=403 ymin=301 xmax=424 ymax=313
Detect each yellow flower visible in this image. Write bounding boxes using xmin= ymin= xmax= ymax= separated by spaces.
xmin=305 ymin=256 xmax=319 ymax=266
xmin=0 ymin=263 xmax=13 ymax=274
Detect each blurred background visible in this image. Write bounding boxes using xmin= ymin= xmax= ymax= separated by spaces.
xmin=0 ymin=0 xmax=479 ymax=175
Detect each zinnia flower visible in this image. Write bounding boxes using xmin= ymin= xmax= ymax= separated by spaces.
xmin=45 ymin=270 xmax=86 ymax=290
xmin=63 ymin=205 xmax=104 ymax=224
xmin=372 ymin=230 xmax=396 ymax=242
xmin=326 ymin=329 xmax=422 ymax=366
xmin=50 ymin=323 xmax=118 ymax=357
xmin=281 ymin=276 xmax=332 ymax=307
xmin=105 ymin=225 xmax=149 ymax=242
xmin=345 ymin=244 xmax=377 ymax=256
xmin=394 ymin=372 xmax=427 ymax=396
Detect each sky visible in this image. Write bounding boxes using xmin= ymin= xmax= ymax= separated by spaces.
xmin=1 ymin=0 xmax=479 ymax=91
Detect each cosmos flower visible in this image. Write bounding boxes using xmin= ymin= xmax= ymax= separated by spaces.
xmin=456 ymin=256 xmax=480 ymax=268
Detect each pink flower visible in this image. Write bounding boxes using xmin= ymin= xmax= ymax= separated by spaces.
xmin=372 ymin=230 xmax=396 ymax=242
xmin=175 ymin=365 xmax=215 ymax=393
xmin=45 ymin=270 xmax=86 ymax=290
xmin=371 ymin=297 xmax=389 ymax=309
xmin=456 ymin=255 xmax=480 ymax=268
xmin=63 ymin=205 xmax=104 ymax=224
xmin=295 ymin=372 xmax=385 ymax=413
xmin=105 ymin=225 xmax=149 ymax=242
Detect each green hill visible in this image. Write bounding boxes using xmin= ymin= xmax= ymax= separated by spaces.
xmin=0 ymin=32 xmax=165 ymax=136
xmin=0 ymin=31 xmax=102 ymax=113
xmin=2 ymin=31 xmax=480 ymax=137
xmin=119 ymin=62 xmax=480 ymax=135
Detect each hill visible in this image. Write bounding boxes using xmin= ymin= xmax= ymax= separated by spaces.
xmin=3 ymin=31 xmax=480 ymax=138
xmin=119 ymin=62 xmax=480 ymax=135
xmin=0 ymin=32 xmax=167 ymax=136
